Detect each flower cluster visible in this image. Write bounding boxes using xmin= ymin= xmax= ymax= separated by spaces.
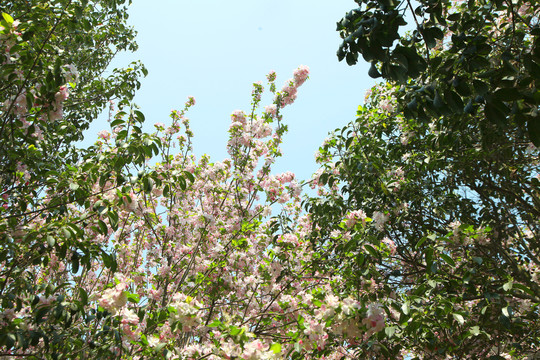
xmin=277 ymin=65 xmax=310 ymax=107
xmin=98 ymin=274 xmax=130 ymax=313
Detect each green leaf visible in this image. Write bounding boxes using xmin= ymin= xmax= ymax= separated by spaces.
xmin=2 ymin=13 xmax=14 ymax=24
xmin=127 ymin=293 xmax=140 ymax=304
xmin=439 ymin=253 xmax=455 ymax=267
xmin=229 ymin=326 xmax=242 ymax=336
xmin=111 ymin=118 xmax=125 ymax=127
xmin=98 ymin=220 xmax=108 ymax=235
xmin=364 ymin=244 xmax=379 ymax=258
xmin=79 ymin=288 xmax=88 ymax=305
xmin=385 ymin=326 xmax=397 ymax=337
xmin=183 ymin=171 xmax=195 ymax=183
xmin=163 ymin=184 xmax=170 ymax=197
xmin=401 ymin=301 xmax=410 ymax=315
xmin=415 ymin=236 xmax=427 ymax=249
xmin=355 ymin=253 xmax=365 ymax=266
xmin=494 ymin=88 xmax=522 ymax=101
xmin=473 ymin=80 xmax=489 ymax=96
xmin=485 ymin=100 xmax=507 ymax=127
xmin=133 ymin=110 xmax=145 ymax=122
xmin=422 ymin=27 xmax=443 ymax=49
xmin=527 ymin=116 xmax=540 ymax=147
xmin=502 ymin=280 xmax=512 ymax=291
xmin=425 ymin=247 xmax=434 ymax=270
xmin=207 ymin=319 xmax=222 ymax=328
xmin=178 ymin=176 xmax=187 ymax=191
xmin=143 ymin=177 xmax=154 ymax=192
xmin=102 ymin=251 xmax=117 ymax=273
xmin=62 ymin=227 xmax=72 ymax=239
xmin=368 ymin=62 xmax=382 ymax=78
xmin=108 ymin=211 xmax=119 ymax=231
xmin=71 ymin=253 xmax=80 ymax=274
xmin=472 ymin=257 xmax=483 ymax=265
xmin=297 ymin=314 xmax=305 ymax=327
xmin=35 ymin=307 xmax=49 ymax=324
xmin=502 ymin=306 xmax=513 ymax=318
xmin=453 ymin=313 xmax=465 ymax=325
xmin=470 ymin=325 xmax=480 ymax=336
xmin=445 ymin=90 xmax=464 ymax=113
xmin=47 ymin=235 xmax=56 ymax=247
xmin=270 ymin=343 xmax=282 ymax=354
xmin=513 ymin=283 xmax=535 ymax=296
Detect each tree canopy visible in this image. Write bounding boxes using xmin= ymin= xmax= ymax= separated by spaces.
xmin=305 ymin=0 xmax=540 ymax=357
xmin=1 ymin=0 xmax=539 ymax=359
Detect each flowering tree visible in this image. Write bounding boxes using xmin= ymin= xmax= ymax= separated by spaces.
xmin=1 ymin=48 xmax=393 ymax=358
xmin=0 ymin=0 xmax=394 ymax=354
xmin=303 ymin=0 xmax=540 ymax=358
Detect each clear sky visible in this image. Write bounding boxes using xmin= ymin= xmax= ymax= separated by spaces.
xmin=84 ymin=0 xmax=375 ymax=182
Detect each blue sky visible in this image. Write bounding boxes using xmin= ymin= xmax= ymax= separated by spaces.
xmin=85 ymin=0 xmax=375 ymax=182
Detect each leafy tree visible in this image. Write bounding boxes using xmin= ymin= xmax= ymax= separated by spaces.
xmin=0 ymin=0 xmax=146 ymax=206
xmin=305 ymin=0 xmax=540 ymax=358
xmin=0 ymin=0 xmax=394 ymax=357
xmin=0 ymin=0 xmax=148 ymax=357
xmin=336 ymin=0 xmax=540 ymax=145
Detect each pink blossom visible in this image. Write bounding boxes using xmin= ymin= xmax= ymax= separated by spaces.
xmin=186 ymin=96 xmax=196 ymax=106
xmin=382 ymin=237 xmax=396 ymax=255
xmin=55 ymin=85 xmax=69 ymax=102
xmin=362 ymin=303 xmax=385 ymax=336
xmin=266 ymin=70 xmax=277 ymax=82
xmin=265 ymin=104 xmax=277 ymax=117
xmin=372 ymin=211 xmax=389 ymax=231
xmin=242 ymin=339 xmax=266 ymax=360
xmin=231 ymin=110 xmax=246 ymax=124
xmin=98 ymin=274 xmax=129 ymax=313
xmin=120 ymin=308 xmax=139 ymax=325
xmin=97 ymin=130 xmax=111 ymax=141
xmin=48 ymin=107 xmax=63 ymax=121
xmin=293 ymin=65 xmax=310 ymax=86
xmin=122 ymin=191 xmax=138 ymax=212
xmin=345 ymin=210 xmax=367 ymax=228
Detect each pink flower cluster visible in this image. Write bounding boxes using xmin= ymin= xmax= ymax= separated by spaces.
xmin=293 ymin=65 xmax=310 ymax=86
xmin=278 ymin=65 xmax=310 ymax=107
xmin=98 ymin=274 xmax=129 ymax=313
xmin=97 ymin=130 xmax=111 ymax=141
xmin=49 ymin=85 xmax=69 ymax=121
xmin=361 ymin=303 xmax=385 ymax=337
xmin=260 ymin=171 xmax=300 ymax=204
xmin=169 ymin=293 xmax=203 ymax=332
xmin=344 ymin=210 xmax=367 ymax=228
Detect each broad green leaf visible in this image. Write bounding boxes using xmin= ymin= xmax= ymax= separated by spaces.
xmin=513 ymin=283 xmax=535 ymax=296
xmin=208 ymin=319 xmax=222 ymax=327
xmin=453 ymin=313 xmax=465 ymax=325
xmin=127 ymin=293 xmax=140 ymax=304
xmin=528 ymin=116 xmax=540 ymax=147
xmin=385 ymin=326 xmax=397 ymax=337
xmin=270 ymin=343 xmax=282 ymax=354
xmin=502 ymin=306 xmax=513 ymax=318
xmin=2 ymin=13 xmax=14 ymax=24
xmin=415 ymin=236 xmax=427 ymax=249
xmin=79 ymin=288 xmax=88 ymax=305
xmin=439 ymin=253 xmax=455 ymax=267
xmin=402 ymin=301 xmax=410 ymax=315
xmin=364 ymin=244 xmax=379 ymax=258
